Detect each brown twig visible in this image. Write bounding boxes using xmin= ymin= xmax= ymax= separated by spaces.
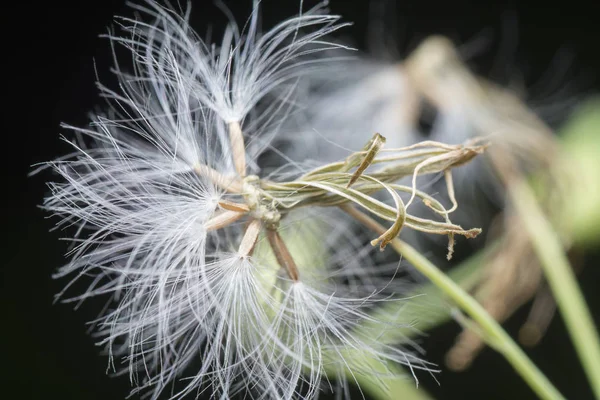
xmin=266 ymin=228 xmax=300 ymax=281
xmin=229 ymin=121 xmax=247 ymax=177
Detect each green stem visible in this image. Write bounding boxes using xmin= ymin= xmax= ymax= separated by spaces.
xmin=509 ymin=179 xmax=600 ymax=399
xmin=338 ymin=245 xmax=487 ymax=400
xmin=341 ymin=243 xmax=491 ymax=400
xmin=343 ymin=206 xmax=565 ymax=400
xmin=395 ymin=239 xmax=564 ymax=400
xmin=359 ymin=243 xmax=491 ymax=344
xmin=351 ymin=358 xmax=434 ymax=400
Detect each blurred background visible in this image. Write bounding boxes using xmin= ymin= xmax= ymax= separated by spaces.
xmin=3 ymin=0 xmax=600 ymax=399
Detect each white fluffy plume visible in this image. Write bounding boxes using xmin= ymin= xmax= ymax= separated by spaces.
xmin=40 ymin=1 xmax=430 ymax=399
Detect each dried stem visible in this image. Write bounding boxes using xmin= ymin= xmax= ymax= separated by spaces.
xmin=446 ymin=217 xmax=543 ymax=368
xmin=519 ymin=287 xmax=557 ymax=347
xmin=205 ymin=210 xmax=246 ymax=231
xmin=404 ymin=146 xmax=483 ymax=210
xmin=444 ymin=170 xmax=458 ymax=214
xmin=266 ymin=228 xmax=300 ymax=281
xmin=346 ymin=133 xmax=386 ymax=188
xmin=229 ymin=121 xmax=246 ymax=177
xmin=194 ymin=164 xmax=242 ymax=193
xmin=218 ymin=200 xmax=251 ymax=213
xmin=238 ymin=219 xmax=262 ymax=257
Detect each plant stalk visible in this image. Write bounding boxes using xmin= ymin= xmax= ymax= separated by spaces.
xmin=508 ymin=178 xmax=600 ymax=399
xmin=343 ymin=206 xmax=565 ymax=400
xmin=352 ymin=358 xmax=434 ymax=400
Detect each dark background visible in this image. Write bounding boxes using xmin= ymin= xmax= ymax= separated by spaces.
xmin=3 ymin=0 xmax=600 ymax=399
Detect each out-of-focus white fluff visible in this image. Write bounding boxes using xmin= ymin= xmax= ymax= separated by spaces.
xmin=41 ymin=1 xmax=429 ymax=399
xmin=281 ymin=60 xmax=418 ymax=166
xmin=280 ymin=29 xmax=564 ymax=259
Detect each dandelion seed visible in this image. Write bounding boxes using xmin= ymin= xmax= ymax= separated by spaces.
xmin=39 ymin=1 xmax=445 ymax=399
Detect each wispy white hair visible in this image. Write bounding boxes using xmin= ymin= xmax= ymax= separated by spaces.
xmin=40 ymin=1 xmax=429 ymax=399
xmin=280 ymin=59 xmax=418 ymax=167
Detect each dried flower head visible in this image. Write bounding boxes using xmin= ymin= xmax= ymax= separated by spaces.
xmin=39 ymin=1 xmax=484 ymax=399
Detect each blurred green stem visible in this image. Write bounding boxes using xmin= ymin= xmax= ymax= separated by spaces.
xmin=344 ymin=206 xmax=565 ymax=400
xmin=508 ymin=178 xmax=600 ymax=399
xmin=341 ymin=241 xmax=490 ymax=400
xmin=351 ymin=358 xmax=434 ymax=400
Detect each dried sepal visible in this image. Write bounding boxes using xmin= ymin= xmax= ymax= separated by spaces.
xmin=345 ymin=132 xmax=386 ymax=188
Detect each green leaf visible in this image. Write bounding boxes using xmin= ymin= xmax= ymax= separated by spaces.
xmin=558 ymin=98 xmax=600 ymax=246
